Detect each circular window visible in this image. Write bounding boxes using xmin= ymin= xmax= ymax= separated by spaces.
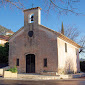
xmin=28 ymin=31 xmax=33 ymax=37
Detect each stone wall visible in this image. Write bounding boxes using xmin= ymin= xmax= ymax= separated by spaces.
xmin=9 ymin=7 xmax=59 ymax=73
xmin=9 ymin=23 xmax=58 ymax=73
xmin=57 ymin=37 xmax=80 ymax=74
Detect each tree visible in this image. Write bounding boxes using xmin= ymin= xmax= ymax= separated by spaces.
xmin=0 ymin=0 xmax=25 ymax=9
xmin=79 ymin=36 xmax=85 ymax=54
xmin=0 ymin=42 xmax=9 ymax=63
xmin=59 ymin=24 xmax=85 ymax=54
xmin=4 ymin=42 xmax=9 ymax=57
xmin=59 ymin=25 xmax=80 ymax=41
xmin=0 ymin=0 xmax=81 ymax=15
xmin=61 ymin=22 xmax=64 ymax=35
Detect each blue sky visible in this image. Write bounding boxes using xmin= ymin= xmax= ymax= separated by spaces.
xmin=0 ymin=0 xmax=85 ymax=35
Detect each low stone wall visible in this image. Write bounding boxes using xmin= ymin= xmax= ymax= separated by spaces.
xmin=3 ymin=66 xmax=10 ymax=71
xmin=0 ymin=66 xmax=10 ymax=76
xmin=0 ymin=69 xmax=3 ymax=76
xmin=41 ymin=71 xmax=85 ymax=79
xmin=17 ymin=73 xmax=85 ymax=80
xmin=0 ymin=66 xmax=17 ymax=78
xmin=3 ymin=71 xmax=17 ymax=78
xmin=41 ymin=72 xmax=59 ymax=76
xmin=59 ymin=73 xmax=85 ymax=79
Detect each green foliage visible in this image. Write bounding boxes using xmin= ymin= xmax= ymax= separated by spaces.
xmin=7 ymin=35 xmax=12 ymax=37
xmin=6 ymin=67 xmax=17 ymax=73
xmin=0 ymin=42 xmax=9 ymax=63
xmin=0 ymin=44 xmax=3 ymax=47
xmin=4 ymin=42 xmax=9 ymax=56
xmin=61 ymin=22 xmax=64 ymax=35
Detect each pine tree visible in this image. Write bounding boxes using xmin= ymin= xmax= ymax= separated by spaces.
xmin=61 ymin=22 xmax=64 ymax=35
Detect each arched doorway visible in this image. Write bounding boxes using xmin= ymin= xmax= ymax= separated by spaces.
xmin=26 ymin=54 xmax=35 ymax=73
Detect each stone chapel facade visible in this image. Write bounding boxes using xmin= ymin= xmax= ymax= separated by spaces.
xmin=9 ymin=7 xmax=80 ymax=74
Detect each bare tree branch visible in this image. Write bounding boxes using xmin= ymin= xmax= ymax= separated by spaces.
xmin=58 ymin=24 xmax=85 ymax=54
xmin=58 ymin=25 xmax=80 ymax=41
xmin=0 ymin=0 xmax=25 ymax=10
xmin=0 ymin=0 xmax=82 ymax=15
xmin=79 ymin=36 xmax=85 ymax=53
xmin=46 ymin=0 xmax=81 ymax=15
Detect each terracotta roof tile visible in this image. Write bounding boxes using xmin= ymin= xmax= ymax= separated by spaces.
xmin=6 ymin=30 xmax=14 ymax=34
xmin=23 ymin=7 xmax=42 ymax=12
xmin=0 ymin=35 xmax=10 ymax=41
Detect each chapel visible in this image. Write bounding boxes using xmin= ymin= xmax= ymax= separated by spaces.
xmin=9 ymin=7 xmax=80 ymax=74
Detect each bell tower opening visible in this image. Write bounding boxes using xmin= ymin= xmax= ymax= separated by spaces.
xmin=28 ymin=14 xmax=34 ymax=23
xmin=24 ymin=7 xmax=41 ymax=26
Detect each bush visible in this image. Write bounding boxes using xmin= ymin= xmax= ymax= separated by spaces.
xmin=6 ymin=67 xmax=17 ymax=73
xmin=0 ymin=42 xmax=9 ymax=63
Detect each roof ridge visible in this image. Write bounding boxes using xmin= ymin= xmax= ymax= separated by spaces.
xmin=23 ymin=7 xmax=42 ymax=12
xmin=39 ymin=24 xmax=81 ymax=48
xmin=8 ymin=26 xmax=24 ymax=40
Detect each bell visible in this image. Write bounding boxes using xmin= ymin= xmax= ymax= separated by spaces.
xmin=31 ymin=15 xmax=34 ymax=21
